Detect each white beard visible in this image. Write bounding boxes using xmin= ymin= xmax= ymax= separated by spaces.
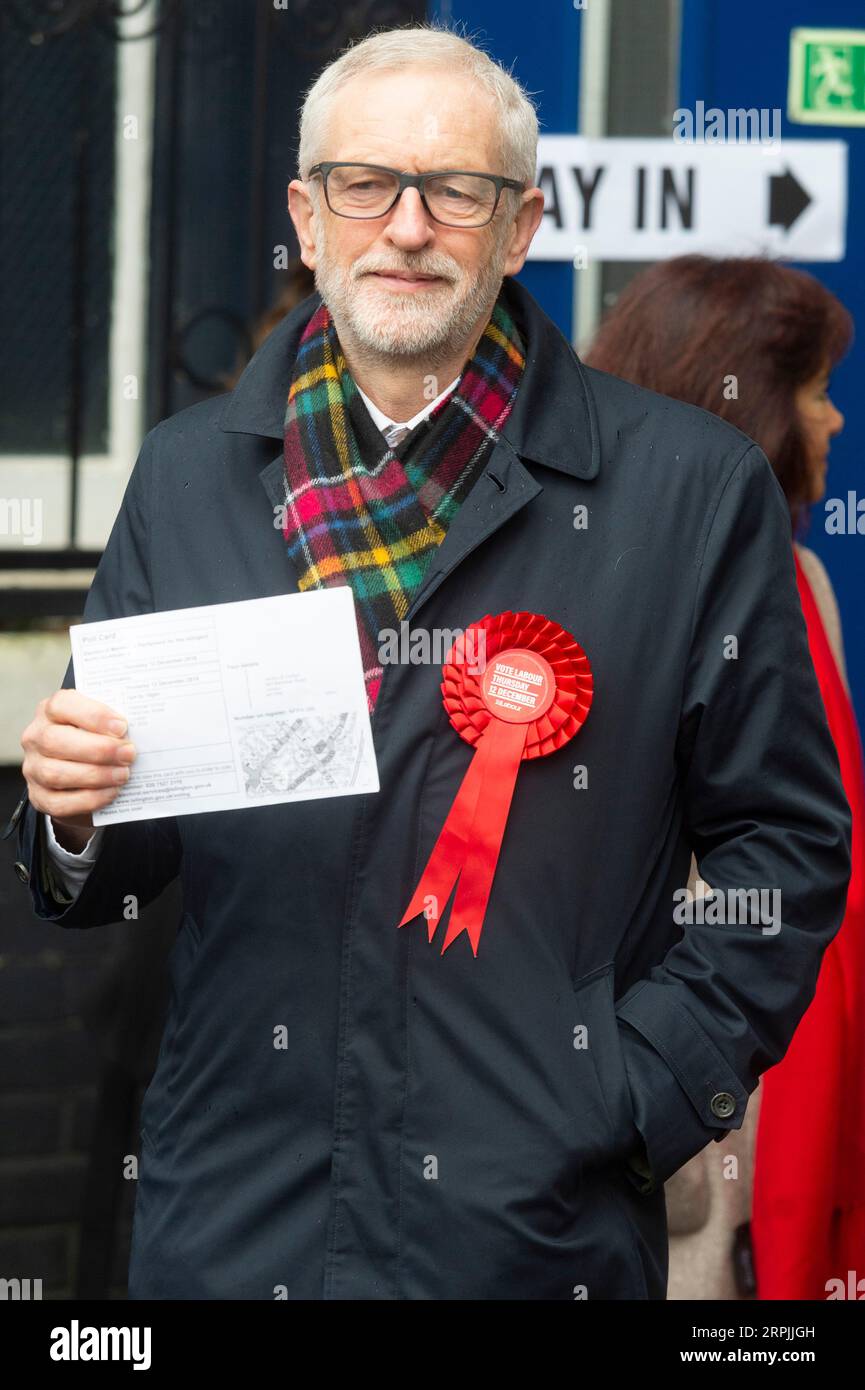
xmin=311 ymin=204 xmax=513 ymax=363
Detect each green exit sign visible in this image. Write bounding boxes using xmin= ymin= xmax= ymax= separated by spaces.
xmin=789 ymin=27 xmax=865 ymax=125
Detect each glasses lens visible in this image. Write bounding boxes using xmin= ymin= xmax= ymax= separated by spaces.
xmin=424 ymin=174 xmax=497 ymax=225
xmin=327 ymin=166 xmax=399 ymax=216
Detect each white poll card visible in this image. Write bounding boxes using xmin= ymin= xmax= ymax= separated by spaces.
xmin=69 ymin=588 xmax=380 ymax=825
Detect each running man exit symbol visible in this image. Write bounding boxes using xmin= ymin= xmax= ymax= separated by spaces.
xmin=789 ymin=28 xmax=865 ymax=126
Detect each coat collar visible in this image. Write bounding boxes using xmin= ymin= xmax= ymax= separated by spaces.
xmin=217 ymin=275 xmax=600 ymax=481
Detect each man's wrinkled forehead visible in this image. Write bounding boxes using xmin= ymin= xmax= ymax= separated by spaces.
xmin=322 ymin=67 xmax=502 ymax=172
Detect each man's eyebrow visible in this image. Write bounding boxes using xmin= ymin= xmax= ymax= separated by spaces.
xmin=337 ymin=161 xmax=496 ymax=174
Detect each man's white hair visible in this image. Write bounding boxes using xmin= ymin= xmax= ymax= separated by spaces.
xmin=296 ymin=22 xmax=540 ymax=191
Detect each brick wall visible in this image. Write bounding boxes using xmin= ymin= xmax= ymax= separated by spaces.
xmin=0 ymin=767 xmax=179 ymax=1299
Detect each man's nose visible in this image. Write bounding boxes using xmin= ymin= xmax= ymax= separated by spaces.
xmin=382 ymin=186 xmax=435 ymax=249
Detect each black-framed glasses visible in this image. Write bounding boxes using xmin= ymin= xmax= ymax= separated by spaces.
xmin=307 ymin=162 xmax=526 ymax=228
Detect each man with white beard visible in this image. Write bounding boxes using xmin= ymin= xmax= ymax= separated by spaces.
xmin=8 ymin=24 xmax=851 ymax=1301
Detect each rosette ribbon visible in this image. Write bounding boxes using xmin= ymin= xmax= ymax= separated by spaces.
xmin=396 ymin=611 xmax=593 ymax=956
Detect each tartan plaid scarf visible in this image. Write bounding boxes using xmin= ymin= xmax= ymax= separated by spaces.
xmin=280 ymin=287 xmax=527 ymax=713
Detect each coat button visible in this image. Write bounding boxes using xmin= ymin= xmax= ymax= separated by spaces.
xmin=13 ymin=860 xmax=30 ymax=884
xmin=710 ymin=1091 xmax=736 ymax=1120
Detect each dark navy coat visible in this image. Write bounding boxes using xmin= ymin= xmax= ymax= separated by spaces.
xmin=5 ymin=276 xmax=852 ymax=1299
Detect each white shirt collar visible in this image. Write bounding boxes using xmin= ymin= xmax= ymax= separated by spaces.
xmin=355 ymin=374 xmax=462 ymax=443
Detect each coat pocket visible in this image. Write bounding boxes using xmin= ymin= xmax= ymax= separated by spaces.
xmin=139 ymin=910 xmax=202 ymax=1156
xmin=571 ymin=961 xmax=640 ymax=1175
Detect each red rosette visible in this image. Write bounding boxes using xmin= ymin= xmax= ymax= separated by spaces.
xmin=396 ymin=610 xmax=594 ymax=956
xmin=440 ymin=610 xmax=593 ymax=759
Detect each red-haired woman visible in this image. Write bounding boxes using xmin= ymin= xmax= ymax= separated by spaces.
xmin=586 ymin=256 xmax=865 ymax=1301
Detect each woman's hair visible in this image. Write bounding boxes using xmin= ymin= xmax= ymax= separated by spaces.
xmin=296 ymin=22 xmax=540 ymax=192
xmin=584 ymin=255 xmax=853 ymax=531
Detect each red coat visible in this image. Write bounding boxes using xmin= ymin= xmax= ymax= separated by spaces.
xmin=752 ymin=550 xmax=865 ymax=1299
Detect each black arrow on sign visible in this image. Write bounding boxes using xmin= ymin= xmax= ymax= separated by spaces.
xmin=769 ymin=168 xmax=812 ymax=233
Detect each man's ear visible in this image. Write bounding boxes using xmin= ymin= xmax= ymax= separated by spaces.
xmin=501 ymin=188 xmax=546 ymax=278
xmin=288 ymin=179 xmax=318 ymax=272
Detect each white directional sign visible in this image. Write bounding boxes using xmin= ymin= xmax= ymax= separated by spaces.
xmin=529 ymin=136 xmax=847 ymax=262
